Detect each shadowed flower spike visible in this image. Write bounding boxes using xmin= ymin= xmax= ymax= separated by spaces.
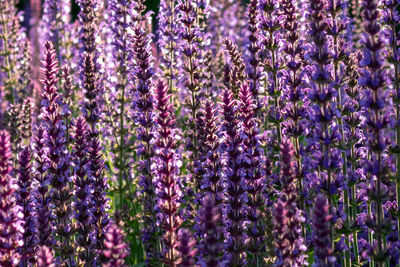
xmin=102 ymin=224 xmax=129 ymax=267
xmin=36 ymin=246 xmax=55 ymax=267
xmin=223 ymin=38 xmax=247 ymax=98
xmin=247 ymin=0 xmax=261 ymax=103
xmin=73 ymin=116 xmax=96 ymax=264
xmin=17 ymin=146 xmax=35 ymax=265
xmin=0 ymin=130 xmax=22 ymax=266
xmin=33 ymin=126 xmax=52 ymax=248
xmin=177 ymin=228 xmax=197 ymax=267
xmin=313 ymin=194 xmax=334 ymax=265
xmin=197 ymin=194 xmax=222 ymax=267
xmin=273 ymin=138 xmax=307 ymax=266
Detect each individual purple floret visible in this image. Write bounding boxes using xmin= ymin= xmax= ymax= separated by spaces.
xmin=103 ymin=224 xmax=129 ymax=267
xmin=17 ymin=146 xmax=35 ymax=265
xmin=154 ymin=80 xmax=183 ymax=266
xmin=36 ymin=246 xmax=55 ymax=267
xmin=197 ymin=194 xmax=222 ymax=267
xmin=0 ymin=130 xmax=22 ymax=266
xmin=313 ymin=194 xmax=334 ymax=265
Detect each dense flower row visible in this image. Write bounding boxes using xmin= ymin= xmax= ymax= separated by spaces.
xmin=1 ymin=0 xmax=400 ymax=266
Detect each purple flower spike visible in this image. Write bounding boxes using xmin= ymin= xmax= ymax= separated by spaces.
xmin=239 ymin=83 xmax=265 ymax=260
xmin=360 ymin=0 xmax=389 ymax=261
xmin=273 ymin=139 xmax=307 ymax=266
xmin=17 ymin=146 xmax=35 ymax=265
xmin=221 ymin=89 xmax=247 ymax=265
xmin=73 ymin=116 xmax=95 ymax=264
xmin=247 ymin=0 xmax=261 ymax=102
xmin=313 ymin=194 xmax=334 ymax=265
xmin=103 ymin=224 xmax=129 ymax=267
xmin=155 ymin=80 xmax=183 ymax=266
xmin=177 ymin=228 xmax=197 ymax=267
xmin=0 ymin=130 xmax=22 ymax=266
xmin=132 ymin=21 xmax=158 ymax=261
xmin=196 ymin=99 xmax=223 ymax=204
xmin=40 ymin=41 xmax=74 ymax=264
xmin=33 ymin=126 xmax=52 ymax=247
xmin=197 ymin=195 xmax=222 ymax=267
xmin=36 ymin=246 xmax=55 ymax=267
xmin=223 ymin=38 xmax=247 ymax=98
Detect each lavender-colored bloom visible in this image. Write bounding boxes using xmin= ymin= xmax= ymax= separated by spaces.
xmin=178 ymin=0 xmax=201 ymax=115
xmin=360 ymin=0 xmax=389 ymax=260
xmin=313 ymin=194 xmax=333 ymax=265
xmin=106 ymin=0 xmax=135 ymax=205
xmin=157 ymin=0 xmax=182 ymax=94
xmin=259 ymin=0 xmax=284 ymax=140
xmin=280 ymin=0 xmax=308 ymax=227
xmin=383 ymin=0 xmax=400 ymax=243
xmin=17 ymin=147 xmax=35 ymax=265
xmin=177 ymin=228 xmax=197 ymax=267
xmin=155 ymin=80 xmax=183 ymax=266
xmin=41 ymin=0 xmax=71 ymax=59
xmin=0 ymin=130 xmax=22 ymax=266
xmin=132 ymin=22 xmax=158 ymax=261
xmin=102 ymin=224 xmax=129 ymax=267
xmin=221 ymin=89 xmax=247 ymax=265
xmin=197 ymin=195 xmax=222 ymax=267
xmin=36 ymin=246 xmax=55 ymax=267
xmin=16 ymin=39 xmax=32 ymax=101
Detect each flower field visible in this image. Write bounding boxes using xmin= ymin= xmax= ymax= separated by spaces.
xmin=0 ymin=0 xmax=400 ymax=266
